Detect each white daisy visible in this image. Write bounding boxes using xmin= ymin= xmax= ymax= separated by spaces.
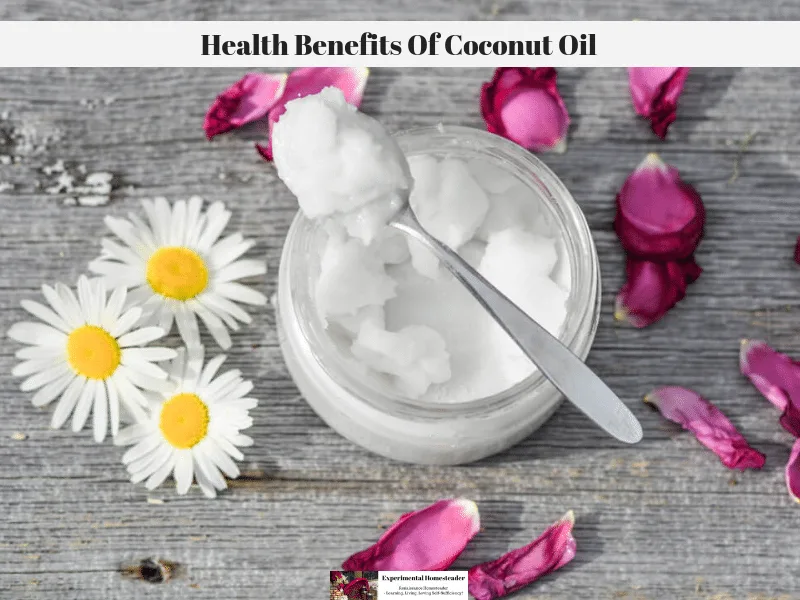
xmin=114 ymin=346 xmax=257 ymax=498
xmin=8 ymin=275 xmax=177 ymax=442
xmin=88 ymin=196 xmax=267 ymax=350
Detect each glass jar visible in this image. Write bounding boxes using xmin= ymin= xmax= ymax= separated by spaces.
xmin=276 ymin=125 xmax=601 ymax=465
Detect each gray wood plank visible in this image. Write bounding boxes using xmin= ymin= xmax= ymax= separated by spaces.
xmin=2 ymin=25 xmax=800 ymax=600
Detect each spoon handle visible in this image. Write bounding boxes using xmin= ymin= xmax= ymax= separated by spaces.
xmin=390 ymin=206 xmax=643 ymax=444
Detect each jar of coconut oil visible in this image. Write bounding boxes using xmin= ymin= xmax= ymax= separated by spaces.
xmin=276 ymin=125 xmax=601 ymax=465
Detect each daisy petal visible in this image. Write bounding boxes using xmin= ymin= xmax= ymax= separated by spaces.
xmin=71 ymin=378 xmax=97 ymax=432
xmin=205 ymin=438 xmax=240 ymax=478
xmin=199 ymin=294 xmax=252 ymax=326
xmin=123 ymin=434 xmax=161 ymax=465
xmin=8 ymin=322 xmax=67 ymax=347
xmin=194 ymin=450 xmax=227 ymax=491
xmin=120 ymin=353 xmax=170 ymax=380
xmin=145 ymin=454 xmax=176 ymax=490
xmin=31 ymin=373 xmax=73 ymax=408
xmin=174 ymin=306 xmax=201 ymax=349
xmin=42 ymin=284 xmax=80 ymax=329
xmin=112 ymin=371 xmax=149 ymax=409
xmin=55 ymin=283 xmax=85 ymax=327
xmin=208 ymin=234 xmax=252 ymax=268
xmin=199 ymin=354 xmax=227 ymax=388
xmin=102 ymin=286 xmax=128 ymax=329
xmin=215 ymin=282 xmax=267 ymax=306
xmin=117 ymin=327 xmax=166 ymax=348
xmin=193 ymin=463 xmax=218 ymax=499
xmin=106 ymin=379 xmax=121 ymax=437
xmin=13 ymin=356 xmax=62 ymax=378
xmin=76 ymin=276 xmax=94 ymax=323
xmin=114 ymin=423 xmax=152 ymax=446
xmin=51 ymin=376 xmax=86 ymax=429
xmin=173 ymin=450 xmax=194 ymax=495
xmin=211 ymin=434 xmax=245 ymax=462
xmin=130 ymin=445 xmax=173 ymax=484
xmin=195 ymin=203 xmax=231 ymax=252
xmin=21 ymin=362 xmax=72 ymax=392
xmin=104 ymin=215 xmax=153 ymax=256
xmin=93 ymin=380 xmax=108 ymax=442
xmin=111 ymin=307 xmax=144 ymax=338
xmin=170 ymin=199 xmax=187 ymax=246
xmin=215 ymin=259 xmax=267 ymax=284
xmin=21 ymin=299 xmax=71 ymax=333
xmin=16 ymin=345 xmax=63 ymax=360
xmin=190 ymin=303 xmax=232 ymax=349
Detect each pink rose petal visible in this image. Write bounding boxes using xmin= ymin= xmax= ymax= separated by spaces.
xmin=645 ymin=386 xmax=765 ymax=471
xmin=613 ymin=154 xmax=705 ymax=328
xmin=614 ymin=153 xmax=705 ymax=261
xmin=794 ymin=236 xmax=800 ymax=265
xmin=480 ymin=67 xmax=570 ymax=153
xmin=258 ymin=67 xmax=369 ymax=161
xmin=615 ymin=258 xmax=702 ymax=328
xmin=467 ymin=511 xmax=576 ymax=600
xmin=628 ymin=67 xmax=690 ymax=139
xmin=342 ymin=498 xmax=480 ymax=571
xmin=203 ymin=73 xmax=288 ymax=140
xmin=786 ymin=439 xmax=800 ymax=503
xmin=342 ymin=578 xmax=370 ymax=600
xmin=740 ymin=339 xmax=800 ymax=438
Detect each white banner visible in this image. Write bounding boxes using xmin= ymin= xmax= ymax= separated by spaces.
xmin=0 ymin=21 xmax=798 ymax=67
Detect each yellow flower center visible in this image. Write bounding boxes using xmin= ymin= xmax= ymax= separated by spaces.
xmin=159 ymin=393 xmax=209 ymax=449
xmin=66 ymin=325 xmax=121 ymax=380
xmin=146 ymin=247 xmax=209 ymax=301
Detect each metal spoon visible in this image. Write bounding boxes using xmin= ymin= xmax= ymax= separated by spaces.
xmin=389 ymin=203 xmax=643 ymax=444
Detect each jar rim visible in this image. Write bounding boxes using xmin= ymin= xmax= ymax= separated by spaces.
xmin=281 ymin=125 xmax=601 ymax=418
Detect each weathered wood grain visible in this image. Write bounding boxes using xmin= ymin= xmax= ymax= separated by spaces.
xmin=2 ymin=22 xmax=800 ymax=600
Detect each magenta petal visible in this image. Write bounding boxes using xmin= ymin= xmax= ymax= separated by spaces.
xmin=258 ymin=67 xmax=369 ymax=161
xmin=342 ymin=578 xmax=370 ymax=600
xmin=480 ymin=67 xmax=569 ymax=153
xmin=468 ymin=511 xmax=576 ymax=600
xmin=794 ymin=236 xmax=800 ymax=265
xmin=203 ymin=73 xmax=288 ymax=140
xmin=342 ymin=498 xmax=480 ymax=571
xmin=786 ymin=439 xmax=800 ymax=503
xmin=740 ymin=340 xmax=800 ymax=437
xmin=614 ymin=153 xmax=705 ymax=261
xmin=645 ymin=386 xmax=766 ymax=471
xmin=615 ymin=258 xmax=701 ymax=328
xmin=628 ymin=67 xmax=689 ymax=139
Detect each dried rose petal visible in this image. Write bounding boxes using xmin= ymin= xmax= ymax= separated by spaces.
xmin=331 ymin=571 xmax=345 ymax=585
xmin=342 ymin=498 xmax=480 ymax=571
xmin=614 ymin=153 xmax=705 ymax=261
xmin=740 ymin=339 xmax=800 ymax=437
xmin=615 ymin=257 xmax=702 ymax=328
xmin=645 ymin=386 xmax=765 ymax=471
xmin=628 ymin=68 xmax=690 ymax=139
xmin=480 ymin=67 xmax=569 ymax=154
xmin=786 ymin=439 xmax=800 ymax=503
xmin=203 ymin=73 xmax=288 ymax=139
xmin=467 ymin=510 xmax=576 ymax=600
xmin=342 ymin=578 xmax=370 ymax=600
xmin=794 ymin=236 xmax=800 ymax=265
xmin=257 ymin=67 xmax=369 ymax=160
xmin=613 ymin=154 xmax=705 ymax=328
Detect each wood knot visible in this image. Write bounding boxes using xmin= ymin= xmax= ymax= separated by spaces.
xmin=120 ymin=558 xmax=180 ymax=584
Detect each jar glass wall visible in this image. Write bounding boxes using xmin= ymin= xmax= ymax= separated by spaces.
xmin=276 ymin=125 xmax=601 ymax=465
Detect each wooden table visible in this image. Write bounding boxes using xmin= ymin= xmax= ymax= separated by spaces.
xmin=2 ymin=7 xmax=800 ymax=600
